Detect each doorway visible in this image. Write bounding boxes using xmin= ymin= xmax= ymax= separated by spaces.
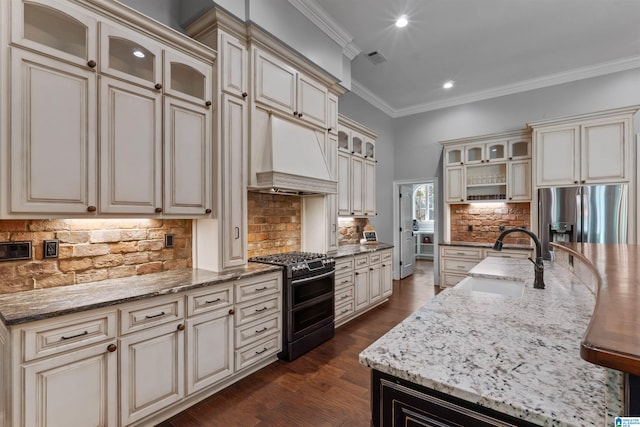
xmin=393 ymin=179 xmax=438 ymax=281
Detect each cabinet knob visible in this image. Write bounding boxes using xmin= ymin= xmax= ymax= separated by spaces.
xmin=87 ymin=205 xmax=97 ymax=212
xmin=205 ymin=208 xmax=212 ymax=214
xmin=460 ymin=162 xmax=464 ymax=165
xmin=509 ymin=197 xmax=513 ymax=200
xmin=107 ymin=344 xmax=117 ymax=353
xmin=355 ymin=272 xmax=359 ymax=276
xmin=509 ymin=157 xmax=513 ymax=160
xmin=460 ymin=199 xmax=464 ymax=202
xmin=293 ymin=111 xmax=298 ymax=116
xmin=177 ymin=323 xmax=185 ymax=331
xmin=242 ymin=92 xmax=248 ymax=98
xmin=229 ymin=309 xmax=235 ymax=315
xmin=581 ymin=180 xmax=586 ymax=184
xmin=155 ymin=207 xmax=163 ymax=213
xmin=298 ymin=113 xmax=303 ymax=118
xmin=480 ymin=160 xmax=484 ymax=163
xmin=370 ymin=268 xmax=374 ymax=271
xmin=327 ymin=127 xmax=332 ymax=132
xmin=574 ymin=180 xmax=579 ymax=184
xmin=205 ymin=100 xmax=212 ymax=107
xmin=87 ymin=60 xmax=97 ymax=69
xmin=154 ymin=83 xmax=162 ymax=90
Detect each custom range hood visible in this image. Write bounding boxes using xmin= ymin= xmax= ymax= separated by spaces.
xmin=249 ymin=114 xmax=337 ymax=195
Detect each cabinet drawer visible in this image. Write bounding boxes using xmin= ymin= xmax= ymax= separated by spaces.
xmin=335 ymin=257 xmax=354 ymax=273
xmin=335 ymin=300 xmax=354 ymax=322
xmin=187 ymin=285 xmax=233 ymax=317
xmin=381 ymin=250 xmax=392 ymax=262
xmin=441 ymin=246 xmax=483 ymax=259
xmin=335 ymin=273 xmax=354 ymax=290
xmin=354 ymin=254 xmax=369 ymax=268
xmin=484 ymin=249 xmax=531 ymax=259
xmin=335 ymin=286 xmax=354 ymax=305
xmin=235 ymin=275 xmax=281 ymax=303
xmin=235 ymin=335 xmax=280 ymax=371
xmin=235 ymin=315 xmax=280 ymax=349
xmin=440 ymin=272 xmax=467 ymax=288
xmin=22 ymin=310 xmax=117 ymax=362
xmin=120 ymin=296 xmax=184 ymax=335
xmin=235 ymin=295 xmax=281 ymax=327
xmin=369 ymin=252 xmax=382 ymax=264
xmin=442 ymin=258 xmax=479 ymax=273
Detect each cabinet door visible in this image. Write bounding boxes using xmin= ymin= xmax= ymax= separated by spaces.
xmin=465 ymin=144 xmax=484 ymax=164
xmin=485 ymin=141 xmax=507 ymax=162
xmin=369 ymin=265 xmax=382 ymax=304
xmin=351 ymin=157 xmax=364 ymax=215
xmin=164 ymin=50 xmax=212 ymax=107
xmin=327 ymin=194 xmax=339 ymax=252
xmin=220 ymin=32 xmax=248 ymax=99
xmin=23 ymin=342 xmax=117 ymax=427
xmin=364 ymin=160 xmax=376 ymax=216
xmin=508 ymin=160 xmax=531 ymax=201
xmin=297 ymin=73 xmax=328 ymax=128
xmin=327 ymin=93 xmax=338 ymax=134
xmin=337 ymin=151 xmax=351 ymax=215
xmin=99 ymin=76 xmax=162 ymax=214
xmin=163 ymin=96 xmax=212 ymax=215
xmin=354 ymin=268 xmax=369 ymax=311
xmin=581 ymin=118 xmax=629 ymax=184
xmin=534 ymin=125 xmax=580 ymax=187
xmin=253 ymin=48 xmax=296 ymax=115
xmin=186 ymin=308 xmax=233 ymax=395
xmin=381 ymin=260 xmax=393 ymax=297
xmin=10 ymin=49 xmax=97 ymax=214
xmin=508 ymin=139 xmax=531 ymax=160
xmin=99 ymin=22 xmax=162 ymax=90
xmin=221 ymin=95 xmax=248 ymax=268
xmin=11 ymin=0 xmax=98 ymax=69
xmin=445 ymin=166 xmax=465 ymax=203
xmin=119 ymin=321 xmax=185 ymax=426
xmin=444 ymin=147 xmax=464 ymax=166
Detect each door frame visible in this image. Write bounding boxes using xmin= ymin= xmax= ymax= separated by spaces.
xmin=392 ymin=178 xmax=439 ymax=282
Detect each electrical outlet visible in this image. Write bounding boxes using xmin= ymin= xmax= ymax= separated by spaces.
xmin=43 ymin=240 xmax=59 ymax=258
xmin=499 ymin=225 xmax=505 ymax=231
xmin=164 ymin=234 xmax=174 ymax=248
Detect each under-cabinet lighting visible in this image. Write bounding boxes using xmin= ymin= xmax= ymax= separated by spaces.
xmin=443 ymin=80 xmax=454 ymax=89
xmin=395 ymin=15 xmax=408 ymax=28
xmin=133 ymin=49 xmax=145 ymax=58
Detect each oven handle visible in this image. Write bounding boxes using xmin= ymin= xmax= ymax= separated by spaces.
xmin=291 ymin=269 xmax=335 ymax=285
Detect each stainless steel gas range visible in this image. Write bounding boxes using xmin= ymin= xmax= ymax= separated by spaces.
xmin=249 ymin=252 xmax=335 ymax=361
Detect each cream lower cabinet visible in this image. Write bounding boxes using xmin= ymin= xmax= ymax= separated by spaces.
xmin=7 ymin=272 xmax=282 ymax=427
xmin=334 ymin=256 xmax=355 ymax=327
xmin=381 ymin=250 xmax=393 ymax=297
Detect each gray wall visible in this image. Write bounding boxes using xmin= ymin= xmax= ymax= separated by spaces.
xmin=338 ymin=92 xmax=395 ymax=244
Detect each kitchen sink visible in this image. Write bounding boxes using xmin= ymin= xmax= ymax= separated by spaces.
xmin=455 ymin=276 xmax=525 ymax=298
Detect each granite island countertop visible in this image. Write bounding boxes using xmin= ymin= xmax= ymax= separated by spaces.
xmin=0 ymin=264 xmax=281 ymax=326
xmin=359 ymin=257 xmax=609 ymax=426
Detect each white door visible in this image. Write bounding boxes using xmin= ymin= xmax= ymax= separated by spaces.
xmin=399 ymin=184 xmax=415 ymax=278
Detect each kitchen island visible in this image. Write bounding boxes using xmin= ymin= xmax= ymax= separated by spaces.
xmin=360 ymin=256 xmax=620 ymax=426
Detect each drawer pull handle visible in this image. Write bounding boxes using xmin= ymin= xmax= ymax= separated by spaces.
xmin=61 ymin=331 xmax=88 ymax=340
xmin=256 ymin=327 xmax=268 ymax=334
xmin=341 ymin=309 xmax=349 ymax=314
xmin=255 ymin=347 xmax=269 ymax=355
xmin=456 ymin=265 xmax=467 ymax=269
xmin=341 ymin=294 xmax=350 ymax=299
xmin=145 ymin=311 xmax=166 ymax=319
xmin=205 ymin=298 xmax=221 ymax=304
xmin=456 ymin=252 xmax=466 ymax=255
xmin=341 ymin=279 xmax=350 ymax=284
xmin=341 ymin=265 xmax=350 ymax=269
xmin=255 ymin=286 xmax=268 ymax=291
xmin=255 ymin=306 xmax=268 ymax=313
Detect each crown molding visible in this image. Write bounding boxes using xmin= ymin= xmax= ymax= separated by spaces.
xmin=391 ymin=55 xmax=640 ymax=118
xmin=349 ymin=80 xmax=396 ymax=117
xmin=287 ymin=0 xmax=361 ymax=60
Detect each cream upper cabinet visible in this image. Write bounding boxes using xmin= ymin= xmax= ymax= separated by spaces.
xmin=444 ymin=147 xmax=464 ymax=166
xmin=351 ymin=156 xmax=365 ymax=216
xmin=99 ymin=76 xmax=163 ymax=214
xmin=9 ymin=48 xmax=98 ymax=214
xmin=328 ymin=93 xmax=338 ymax=134
xmin=531 ymin=108 xmax=635 ymax=187
xmin=164 ymin=50 xmax=213 ymax=107
xmin=220 ymin=32 xmax=248 ymax=99
xmin=465 ymin=141 xmax=507 ymax=164
xmin=337 ymin=151 xmax=351 ymax=216
xmin=364 ymin=160 xmax=376 ymax=216
xmin=508 ymin=160 xmax=532 ymax=201
xmin=253 ymin=47 xmax=328 ymax=129
xmin=445 ymin=166 xmax=465 ymax=203
xmin=11 ymin=0 xmax=98 ymax=69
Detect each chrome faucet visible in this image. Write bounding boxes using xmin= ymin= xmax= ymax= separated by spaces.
xmin=492 ymin=227 xmax=545 ymax=289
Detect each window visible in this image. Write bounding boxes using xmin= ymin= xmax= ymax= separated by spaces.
xmin=413 ymin=184 xmax=434 ymax=221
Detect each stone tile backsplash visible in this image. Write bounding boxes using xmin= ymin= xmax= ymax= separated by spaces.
xmin=449 ymin=202 xmax=531 ymax=244
xmin=0 ymin=219 xmax=192 ymax=294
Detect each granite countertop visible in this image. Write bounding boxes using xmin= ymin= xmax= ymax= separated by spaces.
xmin=360 ymin=257 xmax=608 ymax=426
xmin=440 ymin=240 xmax=533 ymax=251
xmin=0 ymin=264 xmax=281 ymax=326
xmin=332 ymin=242 xmax=394 ymax=258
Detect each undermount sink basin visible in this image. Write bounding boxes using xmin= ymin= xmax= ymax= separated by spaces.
xmin=456 ymin=276 xmax=525 ymax=298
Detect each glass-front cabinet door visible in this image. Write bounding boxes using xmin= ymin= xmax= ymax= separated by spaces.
xmin=444 ymin=147 xmax=464 ymax=166
xmin=485 ymin=141 xmax=507 ymax=162
xmin=99 ymin=22 xmax=162 ymax=90
xmin=365 ymin=139 xmax=375 ymax=160
xmin=508 ymin=139 xmax=531 ymax=160
xmin=164 ymin=50 xmax=212 ymax=107
xmin=352 ymin=134 xmax=364 ymax=157
xmin=465 ymin=144 xmax=484 ymax=164
xmin=338 ymin=130 xmax=350 ymax=152
xmin=12 ymin=0 xmax=98 ymax=68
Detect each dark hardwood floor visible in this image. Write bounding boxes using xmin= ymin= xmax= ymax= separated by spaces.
xmin=158 ymin=260 xmax=438 ymax=427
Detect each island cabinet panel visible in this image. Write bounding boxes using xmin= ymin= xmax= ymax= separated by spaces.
xmin=372 ymin=370 xmax=538 ymax=427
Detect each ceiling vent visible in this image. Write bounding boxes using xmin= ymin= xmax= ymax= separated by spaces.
xmin=365 ymin=50 xmax=387 ymax=65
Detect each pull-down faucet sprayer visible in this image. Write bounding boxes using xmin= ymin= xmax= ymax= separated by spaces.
xmin=492 ymin=227 xmax=545 ymax=289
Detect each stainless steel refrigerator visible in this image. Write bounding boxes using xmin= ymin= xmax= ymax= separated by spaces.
xmin=538 ymin=184 xmax=628 ymax=259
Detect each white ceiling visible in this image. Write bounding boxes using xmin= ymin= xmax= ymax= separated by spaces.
xmin=301 ymin=0 xmax=640 ymax=117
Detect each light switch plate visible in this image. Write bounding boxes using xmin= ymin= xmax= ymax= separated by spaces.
xmin=164 ymin=234 xmax=174 ymax=248
xmin=43 ymin=240 xmax=59 ymax=258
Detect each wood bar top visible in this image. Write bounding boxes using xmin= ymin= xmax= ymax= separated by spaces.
xmin=552 ymin=242 xmax=640 ymax=376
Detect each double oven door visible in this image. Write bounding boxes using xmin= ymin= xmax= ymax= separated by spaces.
xmin=287 ymin=269 xmax=335 ymax=342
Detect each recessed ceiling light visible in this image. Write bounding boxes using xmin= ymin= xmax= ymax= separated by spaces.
xmin=443 ymin=80 xmax=454 ymax=89
xmin=133 ymin=49 xmax=145 ymax=58
xmin=395 ymin=15 xmax=408 ymax=28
